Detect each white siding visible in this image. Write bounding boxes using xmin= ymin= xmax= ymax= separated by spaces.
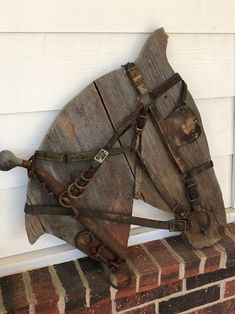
xmin=0 ymin=0 xmax=234 ymax=275
xmin=0 ymin=1 xmax=234 ymax=33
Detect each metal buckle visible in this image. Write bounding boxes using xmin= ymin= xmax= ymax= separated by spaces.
xmin=94 ymin=148 xmax=109 ymax=164
xmin=186 ymin=182 xmax=199 ymax=202
xmin=169 ymin=219 xmax=187 ymax=232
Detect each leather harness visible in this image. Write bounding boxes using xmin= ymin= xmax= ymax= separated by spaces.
xmin=24 ymin=62 xmax=214 ymax=289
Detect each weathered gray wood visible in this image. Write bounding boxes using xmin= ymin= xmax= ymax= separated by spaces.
xmin=26 ymin=27 xmax=226 ymax=252
xmin=95 ymin=70 xmax=171 ymax=213
xmin=26 ymin=83 xmax=133 ymax=250
xmin=135 ymin=28 xmax=226 ymax=248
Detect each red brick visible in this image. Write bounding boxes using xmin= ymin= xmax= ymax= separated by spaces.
xmin=144 ymin=240 xmax=180 ymax=285
xmin=115 ymin=267 xmax=137 ymax=300
xmin=116 ymin=280 xmax=182 ymax=312
xmin=165 ymin=236 xmax=200 ymax=277
xmin=78 ymin=257 xmax=110 ymax=305
xmin=0 ymin=273 xmax=29 ymax=313
xmin=201 ymin=246 xmax=221 ymax=273
xmin=218 ymin=235 xmax=235 ymax=267
xmin=66 ymin=299 xmax=111 ymax=314
xmin=224 ymin=279 xmax=235 ymax=298
xmin=54 ymin=261 xmax=86 ymax=311
xmin=125 ymin=303 xmax=155 ymax=314
xmin=187 ymin=266 xmax=235 ymax=290
xmin=196 ymin=298 xmax=235 ymax=313
xmin=159 ymin=285 xmax=220 ymax=313
xmin=29 ymin=267 xmax=59 ymax=314
xmin=127 ymin=245 xmax=159 ymax=291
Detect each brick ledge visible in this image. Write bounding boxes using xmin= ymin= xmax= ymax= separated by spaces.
xmin=1 ymin=223 xmax=235 ymax=313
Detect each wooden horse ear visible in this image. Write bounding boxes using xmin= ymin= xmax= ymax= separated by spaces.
xmin=135 ymin=27 xmax=172 ymax=91
xmin=138 ymin=27 xmax=168 ymax=60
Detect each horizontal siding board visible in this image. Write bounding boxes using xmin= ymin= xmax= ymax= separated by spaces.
xmin=0 ymin=33 xmax=232 ymax=114
xmin=0 ymin=97 xmax=232 ymax=190
xmin=213 ymin=155 xmax=232 ymax=209
xmin=0 ymin=186 xmax=65 ymax=258
xmin=197 ymin=97 xmax=234 ymax=157
xmin=232 ymin=154 xmax=235 ymax=208
xmin=0 ymin=1 xmax=234 ymax=33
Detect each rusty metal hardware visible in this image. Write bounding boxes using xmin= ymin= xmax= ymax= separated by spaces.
xmin=94 ymin=149 xmax=109 ymax=164
xmin=169 ymin=219 xmax=187 ymax=232
xmin=107 ymin=260 xmax=132 ymax=290
xmin=0 ymin=151 xmax=127 ymax=262
xmin=75 ymin=230 xmax=131 ymax=289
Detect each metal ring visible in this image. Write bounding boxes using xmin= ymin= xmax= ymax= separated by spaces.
xmin=67 ymin=182 xmax=83 ymax=199
xmin=75 ymin=230 xmax=95 ymax=249
xmin=107 ymin=262 xmax=132 ymax=290
xmin=75 ymin=177 xmax=89 ymax=190
xmin=59 ymin=191 xmax=72 ymax=208
xmin=189 ymin=208 xmax=211 ymax=235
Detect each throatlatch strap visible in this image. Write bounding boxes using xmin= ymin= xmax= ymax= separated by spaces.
xmin=34 ymin=147 xmax=132 ymax=163
xmin=24 ymin=204 xmax=188 ymax=232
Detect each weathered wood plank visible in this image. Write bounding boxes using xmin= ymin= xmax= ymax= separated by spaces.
xmin=95 ymin=69 xmax=171 ymax=212
xmin=26 ymin=83 xmax=133 ymax=250
xmin=135 ymin=28 xmax=226 ymax=248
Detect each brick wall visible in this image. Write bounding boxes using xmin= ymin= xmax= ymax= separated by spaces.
xmin=2 ymin=223 xmax=235 ymax=313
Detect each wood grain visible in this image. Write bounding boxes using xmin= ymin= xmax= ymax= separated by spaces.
xmin=0 ymin=97 xmax=232 ymax=191
xmin=26 ymin=83 xmax=133 ymax=252
xmin=134 ymin=28 xmax=226 ymax=248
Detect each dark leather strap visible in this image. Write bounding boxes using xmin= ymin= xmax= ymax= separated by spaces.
xmin=59 ymin=104 xmax=145 ymax=207
xmin=24 ymin=204 xmax=188 ymax=232
xmin=187 ymin=160 xmax=214 ymax=178
xmin=34 ymin=147 xmax=132 ymax=163
xmin=151 ymin=73 xmax=182 ymax=99
xmin=123 ymin=62 xmax=213 ymax=230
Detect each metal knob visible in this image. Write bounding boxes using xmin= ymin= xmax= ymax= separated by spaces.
xmin=0 ymin=150 xmax=30 ymax=171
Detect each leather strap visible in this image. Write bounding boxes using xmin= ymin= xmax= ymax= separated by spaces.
xmin=187 ymin=160 xmax=213 ymax=179
xmin=34 ymin=147 xmax=132 ymax=163
xmin=151 ymin=73 xmax=183 ymax=100
xmin=24 ymin=204 xmax=188 ymax=232
xmin=123 ymin=62 xmax=214 ymax=227
xmin=59 ymin=104 xmax=144 ymax=206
